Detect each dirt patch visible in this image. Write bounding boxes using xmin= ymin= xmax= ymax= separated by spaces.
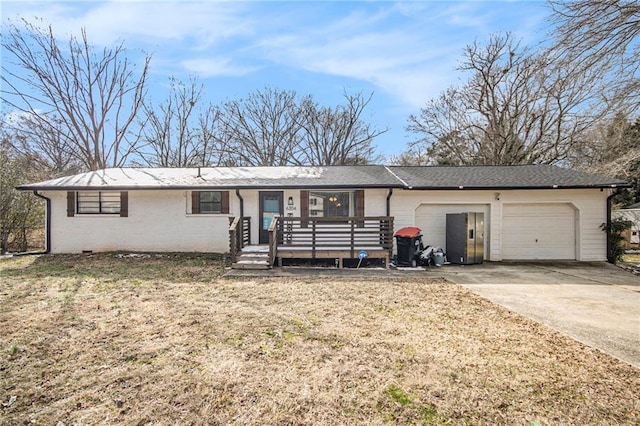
xmin=1 ymin=254 xmax=638 ymax=425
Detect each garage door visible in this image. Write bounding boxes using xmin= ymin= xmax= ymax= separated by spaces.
xmin=414 ymin=204 xmax=489 ymax=257
xmin=502 ymin=203 xmax=575 ymax=260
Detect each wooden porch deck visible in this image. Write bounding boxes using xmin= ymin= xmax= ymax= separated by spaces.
xmin=229 ymin=216 xmax=394 ymax=269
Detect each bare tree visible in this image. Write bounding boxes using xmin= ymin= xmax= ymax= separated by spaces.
xmin=569 ymin=113 xmax=640 ymax=205
xmin=1 ymin=19 xmax=150 ymax=171
xmin=406 ymin=33 xmax=601 ymax=165
xmin=0 ymin=129 xmax=46 ymax=253
xmin=139 ymin=77 xmax=204 ymax=167
xmin=137 ymin=84 xmax=386 ymax=167
xmin=387 ymin=146 xmax=435 ymax=166
xmin=549 ymin=0 xmax=640 ymax=112
xmin=195 ymin=104 xmax=232 ymax=167
xmin=218 ymin=87 xmax=303 ymax=166
xmin=296 ymin=91 xmax=386 ymax=165
xmin=6 ymin=113 xmax=82 ymax=176
xmin=546 ymin=1 xmax=640 ymax=204
xmin=570 ymin=113 xmax=629 ymax=172
xmin=136 ymin=77 xmax=236 ymax=167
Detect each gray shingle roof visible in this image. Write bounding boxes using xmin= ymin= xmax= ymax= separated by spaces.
xmin=387 ymin=165 xmax=628 ymax=189
xmin=17 ymin=164 xmax=629 ymax=191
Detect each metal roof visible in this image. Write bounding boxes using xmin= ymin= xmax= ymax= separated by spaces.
xmin=17 ymin=166 xmax=403 ymax=190
xmin=17 ymin=164 xmax=629 ymax=191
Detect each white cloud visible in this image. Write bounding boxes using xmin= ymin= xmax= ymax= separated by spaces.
xmin=250 ymin=1 xmax=548 ymax=108
xmin=2 ymin=1 xmax=252 ymax=47
xmin=253 ymin=4 xmax=469 ymax=108
xmin=4 ymin=109 xmax=36 ymax=126
xmin=181 ymin=57 xmax=259 ymax=77
xmin=1 ymin=0 xmax=548 ymax=111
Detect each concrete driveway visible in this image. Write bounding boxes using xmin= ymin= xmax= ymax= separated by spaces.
xmin=438 ymin=262 xmax=640 ymax=368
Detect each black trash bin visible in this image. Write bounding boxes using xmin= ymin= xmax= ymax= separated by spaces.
xmin=394 ymin=226 xmax=424 ymax=267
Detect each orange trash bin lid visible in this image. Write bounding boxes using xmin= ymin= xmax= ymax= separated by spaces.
xmin=393 ymin=226 xmax=422 ymax=238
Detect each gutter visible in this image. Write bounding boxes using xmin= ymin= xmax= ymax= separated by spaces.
xmin=398 ymin=184 xmax=630 ymax=191
xmin=32 ymin=190 xmax=51 ymax=254
xmin=16 ymin=183 xmax=405 ymax=191
xmin=16 ymin=179 xmax=630 ymax=193
xmin=386 ymin=188 xmax=393 ymax=217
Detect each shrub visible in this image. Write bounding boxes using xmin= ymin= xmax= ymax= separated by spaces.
xmin=601 ymin=217 xmax=632 ymax=264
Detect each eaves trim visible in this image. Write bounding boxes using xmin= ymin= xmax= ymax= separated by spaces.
xmin=401 ymin=183 xmax=631 ymax=190
xmin=16 ymin=183 xmax=407 ymax=191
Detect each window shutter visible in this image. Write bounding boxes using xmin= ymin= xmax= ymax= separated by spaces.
xmin=120 ymin=191 xmax=128 ymax=217
xmin=355 ymin=190 xmax=365 ymax=216
xmin=67 ymin=191 xmax=75 ymax=217
xmin=300 ymin=190 xmax=309 ymax=228
xmin=221 ymin=191 xmax=230 ymax=214
xmin=355 ymin=190 xmax=365 ymax=227
xmin=191 ymin=191 xmax=200 ymax=214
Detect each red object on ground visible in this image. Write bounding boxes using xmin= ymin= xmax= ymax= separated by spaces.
xmin=394 ymin=226 xmax=422 ymax=238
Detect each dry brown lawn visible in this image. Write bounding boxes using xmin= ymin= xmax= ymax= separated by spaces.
xmin=1 ymin=254 xmax=638 ymax=425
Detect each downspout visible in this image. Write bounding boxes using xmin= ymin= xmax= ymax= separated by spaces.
xmin=235 ymin=188 xmax=246 ymax=248
xmin=236 ymin=188 xmax=244 ymax=217
xmin=32 ymin=190 xmax=51 ymax=254
xmin=385 ymin=188 xmax=395 ymax=260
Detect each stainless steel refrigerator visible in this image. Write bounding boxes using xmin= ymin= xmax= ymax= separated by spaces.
xmin=446 ymin=213 xmax=484 ymax=264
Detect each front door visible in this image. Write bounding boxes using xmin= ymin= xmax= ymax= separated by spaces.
xmin=259 ymin=191 xmax=283 ymax=244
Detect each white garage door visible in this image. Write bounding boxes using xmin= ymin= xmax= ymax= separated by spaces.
xmin=502 ymin=203 xmax=576 ymax=260
xmin=414 ymin=204 xmax=489 ymax=257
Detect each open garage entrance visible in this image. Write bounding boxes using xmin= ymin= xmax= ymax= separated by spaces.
xmin=414 ymin=203 xmax=490 ymax=259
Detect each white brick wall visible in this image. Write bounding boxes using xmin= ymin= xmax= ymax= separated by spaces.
xmin=42 ymin=187 xmax=610 ymax=260
xmin=44 ymin=190 xmax=236 ymax=253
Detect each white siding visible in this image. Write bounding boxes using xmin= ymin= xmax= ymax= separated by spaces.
xmin=414 ymin=204 xmax=490 ymax=258
xmin=240 ymin=189 xmax=261 ymax=245
xmin=391 ymin=188 xmax=610 ymax=261
xmin=364 ymin=188 xmax=391 ymax=217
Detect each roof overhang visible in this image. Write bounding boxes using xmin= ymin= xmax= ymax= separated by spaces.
xmin=398 ymin=184 xmax=631 ymax=190
xmin=18 ymin=183 xmax=406 ymax=191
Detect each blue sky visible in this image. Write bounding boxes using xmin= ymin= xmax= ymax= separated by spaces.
xmin=1 ymin=0 xmax=550 ymax=159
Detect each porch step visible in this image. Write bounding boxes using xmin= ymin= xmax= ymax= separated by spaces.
xmin=232 ymin=245 xmax=272 ymax=270
xmin=232 ymin=260 xmax=271 ymax=270
xmin=240 ymin=245 xmax=271 ymax=254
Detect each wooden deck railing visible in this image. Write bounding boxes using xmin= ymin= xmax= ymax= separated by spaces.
xmin=268 ymin=216 xmax=279 ymax=267
xmin=231 ymin=215 xmax=394 ymax=268
xmin=228 ymin=216 xmax=251 ymax=263
xmin=274 ymin=216 xmax=394 ymax=267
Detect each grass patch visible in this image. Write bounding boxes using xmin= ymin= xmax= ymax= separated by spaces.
xmin=1 ymin=254 xmax=639 ymax=425
xmin=623 ymin=252 xmax=640 ymax=263
xmin=385 ymin=384 xmax=411 ymax=405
